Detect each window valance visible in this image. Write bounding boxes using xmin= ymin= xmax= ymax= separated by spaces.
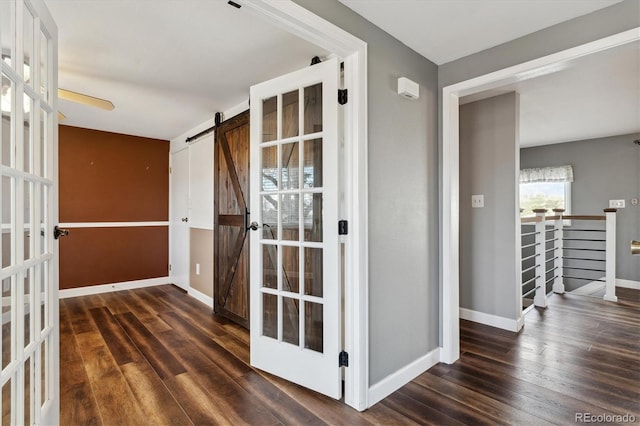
xmin=520 ymin=165 xmax=573 ymax=183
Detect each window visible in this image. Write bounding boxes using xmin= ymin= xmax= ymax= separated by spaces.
xmin=519 ymin=165 xmax=572 ymax=217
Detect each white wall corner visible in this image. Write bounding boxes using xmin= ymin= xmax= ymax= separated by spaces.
xmin=187 ymin=287 xmax=214 ymax=308
xmin=367 ymin=347 xmax=441 ymax=407
xmin=59 ymin=277 xmax=171 ymax=299
xmin=516 ymin=314 xmax=525 ymax=332
xmin=459 ymin=307 xmax=520 ymax=333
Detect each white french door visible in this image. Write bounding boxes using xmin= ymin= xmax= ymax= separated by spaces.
xmin=249 ymin=58 xmax=342 ymax=399
xmin=1 ymin=0 xmax=59 ymax=424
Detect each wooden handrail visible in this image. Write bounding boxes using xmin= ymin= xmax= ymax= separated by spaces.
xmin=560 ymin=215 xmax=606 ymax=221
xmin=521 ymin=217 xmax=542 ymax=223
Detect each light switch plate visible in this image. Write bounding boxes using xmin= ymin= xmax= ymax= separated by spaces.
xmin=472 ymin=195 xmax=484 ymax=208
xmin=609 ymin=199 xmax=625 ymax=208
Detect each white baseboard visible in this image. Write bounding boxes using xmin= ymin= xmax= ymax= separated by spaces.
xmin=59 ymin=277 xmax=171 ymax=298
xmin=368 ymin=347 xmax=441 ymax=407
xmin=187 ymin=287 xmax=214 ymax=308
xmin=616 ymin=278 xmax=640 ymax=290
xmin=459 ymin=307 xmax=520 ymax=332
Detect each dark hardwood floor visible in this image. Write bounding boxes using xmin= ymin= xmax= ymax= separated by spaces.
xmin=60 ymin=285 xmax=640 ymax=425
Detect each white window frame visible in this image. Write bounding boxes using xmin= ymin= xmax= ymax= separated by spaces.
xmin=519 ymin=180 xmax=572 ymax=218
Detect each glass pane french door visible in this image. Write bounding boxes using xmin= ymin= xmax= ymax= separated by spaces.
xmin=249 ymin=58 xmax=341 ymax=399
xmin=1 ymin=0 xmax=58 ymax=424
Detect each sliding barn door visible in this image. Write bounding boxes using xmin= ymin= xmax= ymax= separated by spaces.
xmin=214 ymin=111 xmax=250 ymax=328
xmin=249 ymin=59 xmax=341 ymax=399
xmin=1 ymin=0 xmax=59 ymax=423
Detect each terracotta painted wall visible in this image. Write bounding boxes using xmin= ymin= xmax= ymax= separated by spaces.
xmin=59 ymin=125 xmax=169 ymax=289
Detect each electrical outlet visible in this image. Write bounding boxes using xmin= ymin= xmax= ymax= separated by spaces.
xmin=609 ymin=199 xmax=625 ymax=208
xmin=631 ymin=198 xmax=639 ymax=206
xmin=471 ymin=195 xmax=484 ymax=208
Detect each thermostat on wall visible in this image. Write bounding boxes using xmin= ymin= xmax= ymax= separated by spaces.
xmin=398 ymin=77 xmax=420 ymax=100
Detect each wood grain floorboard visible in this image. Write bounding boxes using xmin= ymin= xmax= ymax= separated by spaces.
xmin=60 ymin=285 xmax=640 ymax=425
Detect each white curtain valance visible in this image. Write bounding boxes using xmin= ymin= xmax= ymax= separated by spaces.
xmin=520 ymin=165 xmax=573 ymax=183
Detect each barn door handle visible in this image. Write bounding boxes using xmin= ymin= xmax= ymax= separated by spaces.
xmin=244 ymin=208 xmax=260 ymax=231
xmin=54 ymin=226 xmax=69 ymax=240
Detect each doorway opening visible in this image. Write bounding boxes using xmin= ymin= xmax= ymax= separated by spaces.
xmin=442 ymin=27 xmax=640 ymax=363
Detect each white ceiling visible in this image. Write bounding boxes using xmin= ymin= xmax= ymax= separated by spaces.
xmin=337 ymin=0 xmax=624 ymax=65
xmin=46 ymin=0 xmax=636 ymax=146
xmin=45 ymin=0 xmax=328 ymax=140
xmin=461 ymin=40 xmax=640 ymax=147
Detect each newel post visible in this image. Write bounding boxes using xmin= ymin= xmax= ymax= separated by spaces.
xmin=603 ymin=208 xmax=618 ymax=302
xmin=552 ymin=208 xmax=565 ymax=294
xmin=533 ymin=209 xmax=548 ymax=308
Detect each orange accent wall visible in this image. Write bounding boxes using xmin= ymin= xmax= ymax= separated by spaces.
xmin=59 ymin=125 xmax=169 ymax=222
xmin=59 ymin=125 xmax=169 ymax=289
xmin=59 ymin=227 xmax=168 ymax=289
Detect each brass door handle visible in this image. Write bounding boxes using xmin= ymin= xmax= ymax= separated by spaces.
xmin=632 ymin=240 xmax=640 ymax=255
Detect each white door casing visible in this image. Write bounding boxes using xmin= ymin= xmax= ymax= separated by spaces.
xmin=237 ymin=0 xmax=369 ymax=409
xmin=440 ymin=28 xmax=640 ymax=364
xmin=249 ymin=58 xmax=342 ymax=399
xmin=169 ymin=147 xmax=189 ymax=290
xmin=1 ymin=0 xmax=59 ymax=423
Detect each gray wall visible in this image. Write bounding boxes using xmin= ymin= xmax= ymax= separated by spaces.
xmin=292 ymin=0 xmax=440 ymax=385
xmin=439 ymin=0 xmax=639 ymax=326
xmin=439 ymin=0 xmax=640 ymax=88
xmin=459 ymin=93 xmax=520 ymax=320
xmin=521 ymin=133 xmax=640 ymax=283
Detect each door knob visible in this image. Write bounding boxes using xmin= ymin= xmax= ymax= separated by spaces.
xmin=248 ymin=221 xmax=260 ymax=231
xmin=632 ymin=240 xmax=640 ymax=255
xmin=54 ymin=226 xmax=69 ymax=240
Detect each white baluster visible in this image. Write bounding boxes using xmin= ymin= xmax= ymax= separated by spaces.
xmin=533 ymin=209 xmax=548 ymax=308
xmin=552 ymin=208 xmax=565 ymax=294
xmin=603 ymin=208 xmax=618 ymax=302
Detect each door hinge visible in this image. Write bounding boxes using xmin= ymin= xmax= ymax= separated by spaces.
xmin=169 ymin=264 xmax=172 ymax=272
xmin=339 ymin=350 xmax=349 ymax=367
xmin=338 ymin=89 xmax=348 ymax=105
xmin=338 ymin=220 xmax=348 ymax=235
xmin=169 ymin=167 xmax=172 ymax=174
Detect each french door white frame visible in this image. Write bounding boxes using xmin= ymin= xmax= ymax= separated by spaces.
xmin=237 ymin=0 xmax=369 ymax=411
xmin=441 ymin=28 xmax=640 ymax=364
xmin=1 ymin=0 xmax=59 ymax=423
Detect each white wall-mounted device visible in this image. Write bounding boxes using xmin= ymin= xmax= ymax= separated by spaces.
xmin=398 ymin=77 xmax=419 ymax=100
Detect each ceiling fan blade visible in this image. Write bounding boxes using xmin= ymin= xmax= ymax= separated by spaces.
xmin=58 ymin=111 xmax=66 ymax=120
xmin=58 ymin=88 xmax=114 ymax=111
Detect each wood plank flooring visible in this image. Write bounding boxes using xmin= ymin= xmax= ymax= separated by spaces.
xmin=60 ymin=285 xmax=640 ymax=425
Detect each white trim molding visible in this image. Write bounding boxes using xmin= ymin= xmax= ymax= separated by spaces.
xmin=616 ymin=279 xmax=640 ymax=290
xmin=59 ymin=221 xmax=169 ymax=228
xmin=187 ymin=287 xmax=214 ymax=308
xmin=441 ymin=27 xmax=640 ymax=365
xmin=460 ymin=308 xmax=523 ymax=333
xmin=59 ymin=277 xmax=170 ymax=298
xmin=368 ymin=347 xmax=441 ymax=407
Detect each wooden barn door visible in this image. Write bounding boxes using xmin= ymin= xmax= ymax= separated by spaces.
xmin=214 ymin=111 xmax=250 ymax=328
